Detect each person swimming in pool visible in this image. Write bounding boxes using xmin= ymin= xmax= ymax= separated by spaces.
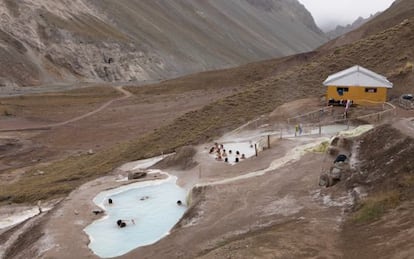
xmin=117 ymin=219 xmax=127 ymax=228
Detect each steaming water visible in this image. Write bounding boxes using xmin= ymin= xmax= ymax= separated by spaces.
xmin=84 ymin=173 xmax=187 ymax=258
xmin=208 ymin=141 xmax=257 ymax=165
xmin=83 ymin=124 xmax=372 ymax=257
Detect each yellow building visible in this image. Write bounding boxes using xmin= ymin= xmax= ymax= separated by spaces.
xmin=323 ymin=65 xmax=393 ymax=105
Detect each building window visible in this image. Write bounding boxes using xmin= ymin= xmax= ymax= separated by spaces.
xmin=365 ymin=88 xmax=377 ymax=93
xmin=337 ymin=87 xmax=349 ymax=96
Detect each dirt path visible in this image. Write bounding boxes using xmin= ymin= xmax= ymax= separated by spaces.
xmin=0 ymin=86 xmax=132 ymax=132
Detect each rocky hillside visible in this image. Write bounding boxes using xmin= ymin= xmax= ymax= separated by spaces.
xmin=326 ymin=14 xmax=379 ymax=40
xmin=0 ymin=0 xmax=326 ymax=87
xmin=321 ymin=0 xmax=414 ymax=50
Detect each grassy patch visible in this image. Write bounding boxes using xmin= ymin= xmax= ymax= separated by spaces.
xmin=0 ymin=86 xmax=120 ymax=121
xmin=1 ymin=78 xmax=310 ymax=203
xmin=2 ymin=16 xmax=414 ymax=204
xmin=353 ymin=191 xmax=401 ymax=223
xmin=306 ymin=141 xmax=329 ymax=153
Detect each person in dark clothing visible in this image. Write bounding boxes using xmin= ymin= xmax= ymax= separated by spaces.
xmin=334 ymin=154 xmax=347 ymax=163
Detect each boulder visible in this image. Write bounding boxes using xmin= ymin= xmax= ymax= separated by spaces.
xmin=128 ymin=170 xmax=147 ymax=180
xmin=319 ymin=174 xmax=331 ymax=187
xmin=331 ymin=167 xmax=342 ymax=180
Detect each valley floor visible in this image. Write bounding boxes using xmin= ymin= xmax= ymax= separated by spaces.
xmin=0 ymin=81 xmax=413 ymax=259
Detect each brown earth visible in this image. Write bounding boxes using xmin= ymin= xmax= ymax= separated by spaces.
xmin=0 ymin=2 xmax=413 ymax=257
xmin=12 ymin=121 xmax=413 ymax=259
xmin=1 ymin=100 xmax=413 ymax=259
xmin=8 ymin=135 xmax=344 ymax=259
xmin=338 ymin=124 xmax=414 ymax=259
xmin=1 ymin=11 xmax=413 ymax=203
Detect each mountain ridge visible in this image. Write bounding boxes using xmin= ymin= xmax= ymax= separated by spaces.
xmin=0 ymin=0 xmax=327 ymax=87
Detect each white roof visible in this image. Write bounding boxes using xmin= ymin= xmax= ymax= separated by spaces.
xmin=323 ymin=65 xmax=393 ymax=88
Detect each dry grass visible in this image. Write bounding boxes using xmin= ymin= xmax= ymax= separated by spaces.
xmin=306 ymin=141 xmax=329 ymax=153
xmin=353 ymin=191 xmax=401 ymax=223
xmin=0 ymin=86 xmax=120 ymax=121
xmin=399 ymin=174 xmax=414 ymax=188
xmin=1 ymin=81 xmax=307 ymax=203
xmin=1 ymin=17 xmax=414 ymax=204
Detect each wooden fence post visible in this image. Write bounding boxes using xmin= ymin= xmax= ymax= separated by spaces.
xmin=267 ymin=135 xmax=270 ymax=149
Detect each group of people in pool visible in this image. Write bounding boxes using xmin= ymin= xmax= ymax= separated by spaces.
xmin=108 ymin=198 xmax=184 ymax=228
xmin=209 ymin=142 xmax=247 ymax=163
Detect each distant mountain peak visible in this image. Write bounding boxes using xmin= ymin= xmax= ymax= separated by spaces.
xmin=326 ymin=13 xmax=380 ymax=40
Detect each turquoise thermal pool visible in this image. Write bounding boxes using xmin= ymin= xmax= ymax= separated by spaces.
xmin=84 ymin=172 xmax=187 ymax=258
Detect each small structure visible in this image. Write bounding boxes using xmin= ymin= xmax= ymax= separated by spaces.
xmin=323 ymin=65 xmax=393 ymax=105
xmin=399 ymin=94 xmax=414 ymax=110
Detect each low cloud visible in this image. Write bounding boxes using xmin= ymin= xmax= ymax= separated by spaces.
xmin=298 ymin=0 xmax=395 ymax=31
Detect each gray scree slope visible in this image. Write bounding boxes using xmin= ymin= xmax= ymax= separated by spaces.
xmin=0 ymin=0 xmax=327 ymax=87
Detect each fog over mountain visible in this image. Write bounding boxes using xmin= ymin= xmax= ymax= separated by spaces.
xmin=0 ymin=0 xmax=327 ymax=87
xmin=299 ymin=0 xmax=395 ymax=31
xmin=326 ymin=13 xmax=380 ymax=39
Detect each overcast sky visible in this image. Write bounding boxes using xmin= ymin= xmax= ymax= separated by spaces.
xmin=298 ymin=0 xmax=395 ymax=31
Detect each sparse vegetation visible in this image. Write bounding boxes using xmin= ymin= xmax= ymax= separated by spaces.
xmin=353 ymin=191 xmax=401 ymax=223
xmin=1 ymin=15 xmax=414 ymax=204
xmin=399 ymin=174 xmax=414 ymax=187
xmin=0 ymin=86 xmax=120 ymax=121
xmin=404 ymin=61 xmax=413 ymax=72
xmin=306 ymin=141 xmax=329 ymax=153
